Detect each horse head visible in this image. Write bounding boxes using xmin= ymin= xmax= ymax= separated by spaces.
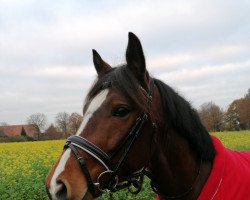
xmin=45 ymin=33 xmax=160 ymax=200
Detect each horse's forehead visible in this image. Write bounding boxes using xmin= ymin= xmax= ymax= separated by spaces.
xmin=86 ymin=86 xmax=127 ymax=109
xmin=76 ymin=89 xmax=109 ymax=136
xmin=86 ymin=89 xmax=110 ymax=113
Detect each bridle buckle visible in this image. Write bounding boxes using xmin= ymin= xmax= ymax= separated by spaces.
xmin=96 ymin=170 xmax=119 ymax=193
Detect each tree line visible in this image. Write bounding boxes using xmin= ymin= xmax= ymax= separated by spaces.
xmin=0 ymin=112 xmax=84 ymax=141
xmin=25 ymin=112 xmax=83 ymax=140
xmin=198 ymin=89 xmax=250 ymax=132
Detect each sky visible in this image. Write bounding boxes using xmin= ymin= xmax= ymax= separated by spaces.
xmin=0 ymin=0 xmax=250 ymax=125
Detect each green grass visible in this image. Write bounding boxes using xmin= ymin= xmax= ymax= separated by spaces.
xmin=211 ymin=130 xmax=250 ymax=151
xmin=0 ymin=131 xmax=249 ymax=199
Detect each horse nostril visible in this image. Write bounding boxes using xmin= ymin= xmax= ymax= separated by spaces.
xmin=55 ymin=180 xmax=68 ymax=199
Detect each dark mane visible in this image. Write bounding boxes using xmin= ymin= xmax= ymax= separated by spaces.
xmin=154 ymin=79 xmax=215 ymax=161
xmin=87 ymin=66 xmax=215 ymax=161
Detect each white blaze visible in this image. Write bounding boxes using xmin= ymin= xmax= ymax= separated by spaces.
xmin=50 ymin=149 xmax=71 ymax=199
xmin=76 ymin=89 xmax=109 ymax=136
xmin=49 ymin=89 xmax=109 ymax=198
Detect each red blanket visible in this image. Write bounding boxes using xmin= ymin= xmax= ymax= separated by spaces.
xmin=156 ymin=136 xmax=250 ymax=200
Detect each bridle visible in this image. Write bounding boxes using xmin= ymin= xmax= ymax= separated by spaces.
xmin=64 ymin=79 xmax=155 ymax=198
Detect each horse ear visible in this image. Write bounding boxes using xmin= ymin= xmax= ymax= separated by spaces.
xmin=126 ymin=32 xmax=149 ymax=89
xmin=92 ymin=49 xmax=112 ymax=75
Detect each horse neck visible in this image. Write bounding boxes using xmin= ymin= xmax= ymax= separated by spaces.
xmin=147 ymin=87 xmax=212 ymax=200
xmin=149 ymin=129 xmax=212 ymax=200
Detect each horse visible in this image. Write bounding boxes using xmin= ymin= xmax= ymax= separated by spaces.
xmin=45 ymin=33 xmax=250 ymax=200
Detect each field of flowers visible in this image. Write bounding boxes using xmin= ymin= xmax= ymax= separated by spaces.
xmin=0 ymin=140 xmax=65 ymax=200
xmin=0 ymin=131 xmax=249 ymax=200
xmin=212 ymin=130 xmax=250 ymax=151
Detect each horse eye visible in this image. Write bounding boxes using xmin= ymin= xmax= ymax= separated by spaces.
xmin=112 ymin=106 xmax=130 ymax=117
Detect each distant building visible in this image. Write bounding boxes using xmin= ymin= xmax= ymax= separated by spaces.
xmin=0 ymin=124 xmax=38 ymax=138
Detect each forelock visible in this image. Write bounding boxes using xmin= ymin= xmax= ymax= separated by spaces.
xmin=86 ymin=65 xmax=147 ymax=111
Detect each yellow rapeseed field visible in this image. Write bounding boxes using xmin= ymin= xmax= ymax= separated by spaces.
xmin=212 ymin=130 xmax=250 ymax=151
xmin=0 ymin=140 xmax=65 ymax=200
xmin=0 ymin=131 xmax=249 ymax=200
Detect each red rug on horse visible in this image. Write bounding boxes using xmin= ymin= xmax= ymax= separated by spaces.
xmin=156 ymin=136 xmax=250 ymax=200
xmin=199 ymin=136 xmax=250 ymax=199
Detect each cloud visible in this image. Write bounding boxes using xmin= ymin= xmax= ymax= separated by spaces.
xmin=156 ymin=60 xmax=250 ymax=109
xmin=0 ymin=0 xmax=250 ymax=124
xmin=31 ymin=65 xmax=95 ymax=78
xmin=158 ymin=60 xmax=250 ymax=82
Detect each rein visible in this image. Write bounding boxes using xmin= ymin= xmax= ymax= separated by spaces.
xmin=64 ymin=79 xmax=155 ymax=198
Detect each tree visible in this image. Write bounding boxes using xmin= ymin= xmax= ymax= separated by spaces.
xmin=238 ymin=89 xmax=250 ymax=129
xmin=235 ymin=99 xmax=250 ymax=130
xmin=55 ymin=112 xmax=70 ymax=138
xmin=26 ymin=113 xmax=47 ymax=140
xmin=43 ymin=124 xmax=63 ymax=140
xmin=224 ymin=100 xmax=241 ymax=131
xmin=20 ymin=127 xmax=27 ymax=137
xmin=225 ymin=89 xmax=250 ymax=130
xmin=198 ymin=102 xmax=224 ymax=132
xmin=245 ymin=88 xmax=250 ymax=99
xmin=68 ymin=112 xmax=83 ymax=135
xmin=0 ymin=129 xmax=6 ymax=137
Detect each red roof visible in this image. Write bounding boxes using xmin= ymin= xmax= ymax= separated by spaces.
xmin=0 ymin=124 xmax=38 ymax=137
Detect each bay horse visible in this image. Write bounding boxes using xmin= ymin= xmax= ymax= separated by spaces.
xmin=46 ymin=33 xmax=250 ymax=200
